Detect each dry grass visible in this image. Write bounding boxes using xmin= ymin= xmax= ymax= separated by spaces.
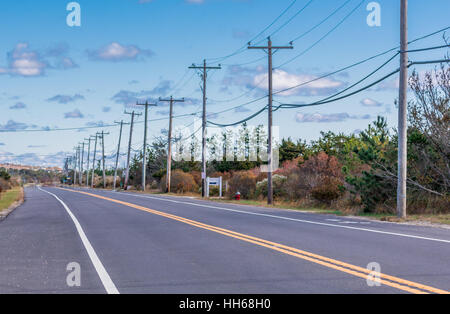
xmin=0 ymin=187 xmax=23 ymax=213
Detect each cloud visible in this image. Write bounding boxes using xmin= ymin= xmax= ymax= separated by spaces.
xmin=0 ymin=43 xmax=47 ymax=77
xmin=47 ymin=94 xmax=85 ymax=104
xmin=111 ymin=80 xmax=195 ymax=107
xmin=85 ymin=121 xmax=106 ymax=127
xmin=64 ymin=109 xmax=84 ymax=119
xmin=360 ymin=98 xmax=383 ymax=107
xmin=295 ymin=112 xmax=372 ymax=123
xmin=254 ymin=69 xmax=346 ymax=97
xmin=87 ymin=42 xmax=153 ymax=62
xmin=234 ymin=106 xmax=251 ymax=113
xmin=0 ymin=42 xmax=78 ymax=77
xmin=0 ymin=143 xmax=5 ymax=146
xmin=44 ymin=43 xmax=78 ymax=70
xmin=0 ymin=120 xmax=33 ymax=131
xmin=9 ymin=102 xmax=27 ymax=110
xmin=0 ymin=151 xmax=68 ymax=167
xmin=102 ymin=106 xmax=112 ymax=113
xmin=27 ymin=145 xmax=46 ymax=148
xmin=222 ymin=66 xmax=346 ymax=97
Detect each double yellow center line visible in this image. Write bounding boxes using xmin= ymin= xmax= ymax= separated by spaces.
xmin=58 ymin=188 xmax=449 ymax=294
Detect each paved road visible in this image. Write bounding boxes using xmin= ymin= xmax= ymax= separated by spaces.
xmin=0 ymin=186 xmax=449 ymax=294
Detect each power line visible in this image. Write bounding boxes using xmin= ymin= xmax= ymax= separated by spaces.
xmin=290 ymin=0 xmax=352 ymax=43
xmin=206 ymin=0 xmax=299 ymax=63
xmin=275 ymin=0 xmax=366 ymax=69
xmin=268 ymin=0 xmax=315 ymax=38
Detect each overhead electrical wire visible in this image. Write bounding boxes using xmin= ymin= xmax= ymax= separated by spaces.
xmin=275 ymin=0 xmax=366 ymax=69
xmin=206 ymin=0 xmax=299 ymax=64
xmin=268 ymin=0 xmax=315 ymax=37
xmin=290 ymin=0 xmax=352 ymax=43
xmin=2 ymin=26 xmax=448 ymax=134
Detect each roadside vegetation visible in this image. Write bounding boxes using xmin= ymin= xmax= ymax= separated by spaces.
xmin=66 ymin=65 xmax=449 ymax=222
xmin=0 ymin=169 xmax=23 ymax=213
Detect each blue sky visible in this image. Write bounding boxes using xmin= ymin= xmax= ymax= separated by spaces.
xmin=0 ymin=0 xmax=449 ymax=167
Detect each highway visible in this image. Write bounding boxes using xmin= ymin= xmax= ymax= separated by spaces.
xmin=0 ymin=186 xmax=449 ymax=294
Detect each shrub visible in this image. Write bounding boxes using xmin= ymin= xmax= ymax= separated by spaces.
xmin=255 ymin=175 xmax=288 ymax=199
xmin=0 ymin=177 xmax=11 ymax=192
xmin=311 ymin=177 xmax=343 ymax=204
xmin=160 ymin=170 xmax=198 ymax=193
xmin=227 ymin=171 xmax=257 ymax=199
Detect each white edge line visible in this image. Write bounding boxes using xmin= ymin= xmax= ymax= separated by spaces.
xmin=97 ymin=189 xmax=450 ymax=244
xmin=38 ymin=187 xmax=119 ymax=294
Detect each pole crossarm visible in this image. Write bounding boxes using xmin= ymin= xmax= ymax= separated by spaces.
xmin=247 ymin=36 xmax=294 ymax=205
xmin=189 ymin=60 xmax=221 ymax=198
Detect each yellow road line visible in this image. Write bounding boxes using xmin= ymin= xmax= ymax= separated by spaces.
xmin=57 ymin=187 xmax=449 ymax=294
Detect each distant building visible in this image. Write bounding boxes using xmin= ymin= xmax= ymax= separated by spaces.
xmin=0 ymin=163 xmax=63 ymax=173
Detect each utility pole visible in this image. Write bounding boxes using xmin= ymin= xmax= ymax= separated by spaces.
xmin=79 ymin=141 xmax=85 ymax=185
xmin=124 ymin=111 xmax=141 ymax=189
xmin=159 ymin=96 xmax=184 ymax=193
xmin=136 ymin=101 xmax=157 ymax=191
xmin=73 ymin=146 xmax=79 ymax=186
xmin=84 ymin=137 xmax=93 ymax=187
xmin=248 ymin=37 xmax=293 ymax=205
xmin=189 ymin=60 xmax=221 ymax=197
xmin=91 ymin=134 xmax=98 ymax=188
xmin=113 ymin=120 xmax=128 ymax=191
xmin=99 ymin=131 xmax=110 ymax=189
xmin=397 ymin=0 xmax=408 ymax=218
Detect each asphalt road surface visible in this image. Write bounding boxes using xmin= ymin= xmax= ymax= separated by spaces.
xmin=1 ymin=186 xmax=449 ymax=294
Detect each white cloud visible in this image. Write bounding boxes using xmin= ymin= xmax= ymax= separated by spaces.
xmin=360 ymin=98 xmax=383 ymax=107
xmin=88 ymin=42 xmax=153 ymax=62
xmin=0 ymin=43 xmax=47 ymax=77
xmin=253 ymin=69 xmax=345 ymax=96
xmin=295 ymin=112 xmax=372 ymax=123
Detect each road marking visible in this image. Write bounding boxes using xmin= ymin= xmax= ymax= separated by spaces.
xmin=38 ymin=187 xmax=119 ymax=294
xmin=98 ymin=190 xmax=450 ymax=244
xmin=57 ymin=187 xmax=449 ymax=294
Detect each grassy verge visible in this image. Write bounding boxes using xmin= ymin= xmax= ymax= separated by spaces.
xmin=197 ymin=198 xmax=342 ymax=215
xmin=0 ymin=187 xmax=23 ymax=213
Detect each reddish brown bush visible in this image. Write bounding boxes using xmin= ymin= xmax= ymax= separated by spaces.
xmin=160 ymin=170 xmax=198 ymax=193
xmin=299 ymin=152 xmax=344 ymax=203
xmin=227 ymin=171 xmax=257 ymax=199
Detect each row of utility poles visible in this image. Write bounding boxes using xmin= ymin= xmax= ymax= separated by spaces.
xmin=66 ymin=0 xmax=409 ymax=218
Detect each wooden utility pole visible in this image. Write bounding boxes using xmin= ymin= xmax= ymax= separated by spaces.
xmin=84 ymin=137 xmax=93 ymax=187
xmin=79 ymin=142 xmax=85 ymax=185
xmin=159 ymin=96 xmax=184 ymax=193
xmin=136 ymin=101 xmax=157 ymax=191
xmin=397 ymin=0 xmax=408 ymax=218
xmin=73 ymin=146 xmax=79 ymax=186
xmin=189 ymin=60 xmax=221 ymax=197
xmin=113 ymin=120 xmax=127 ymax=191
xmin=99 ymin=131 xmax=110 ymax=189
xmin=91 ymin=134 xmax=98 ymax=188
xmin=124 ymin=111 xmax=142 ymax=189
xmin=248 ymin=37 xmax=293 ymax=205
